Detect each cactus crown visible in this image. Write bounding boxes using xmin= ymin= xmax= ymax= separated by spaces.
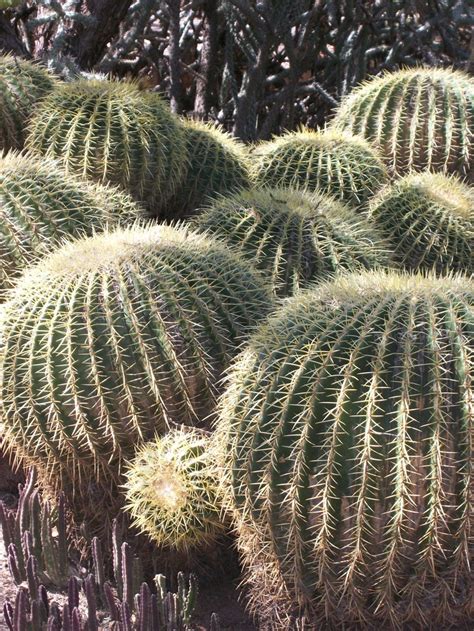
xmin=193 ymin=187 xmax=389 ymax=296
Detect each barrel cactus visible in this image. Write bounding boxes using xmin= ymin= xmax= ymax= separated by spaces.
xmin=332 ymin=67 xmax=474 ymax=180
xmin=193 ymin=188 xmax=389 ymax=297
xmin=252 ymin=128 xmax=388 ymax=209
xmin=368 ymin=172 xmax=473 ymax=274
xmin=124 ymin=427 xmax=224 ymax=552
xmin=0 ymin=55 xmax=57 ymax=151
xmin=26 ymin=79 xmax=187 ymax=215
xmin=218 ymin=271 xmax=473 ymax=629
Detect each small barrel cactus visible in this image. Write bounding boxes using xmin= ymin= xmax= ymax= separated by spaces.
xmin=252 ymin=128 xmax=388 ymax=209
xmin=26 ymin=79 xmax=187 ymax=215
xmin=193 ymin=188 xmax=389 ymax=297
xmin=167 ymin=120 xmax=252 ymax=218
xmin=124 ymin=427 xmax=224 ymax=552
xmin=218 ymin=271 xmax=473 ymax=629
xmin=368 ymin=172 xmax=473 ymax=274
xmin=0 ymin=55 xmax=57 ymax=151
xmin=0 ymin=151 xmax=144 ymax=297
xmin=332 ymin=67 xmax=474 ymax=180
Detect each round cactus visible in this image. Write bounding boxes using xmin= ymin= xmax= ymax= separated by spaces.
xmin=26 ymin=79 xmax=187 ymax=215
xmin=168 ymin=119 xmax=252 ymax=218
xmin=124 ymin=427 xmax=224 ymax=552
xmin=252 ymin=128 xmax=388 ymax=209
xmin=0 ymin=151 xmax=144 ymax=297
xmin=193 ymin=188 xmax=389 ymax=297
xmin=368 ymin=172 xmax=473 ymax=274
xmin=218 ymin=271 xmax=473 ymax=629
xmin=332 ymin=67 xmax=474 ymax=180
xmin=0 ymin=55 xmax=57 ymax=151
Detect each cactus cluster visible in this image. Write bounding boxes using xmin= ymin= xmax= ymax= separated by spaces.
xmin=218 ymin=271 xmax=473 ymax=629
xmin=193 ymin=188 xmax=389 ymax=297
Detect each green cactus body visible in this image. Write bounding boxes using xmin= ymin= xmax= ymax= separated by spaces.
xmin=0 ymin=55 xmax=57 ymax=151
xmin=0 ymin=151 xmax=144 ymax=297
xmin=218 ymin=271 xmax=473 ymax=629
xmin=26 ymin=80 xmax=187 ymax=215
xmin=368 ymin=172 xmax=473 ymax=274
xmin=193 ymin=188 xmax=389 ymax=297
xmin=168 ymin=120 xmax=252 ymax=218
xmin=332 ymin=67 xmax=474 ymax=180
xmin=124 ymin=427 xmax=224 ymax=552
xmin=252 ymin=128 xmax=388 ymax=209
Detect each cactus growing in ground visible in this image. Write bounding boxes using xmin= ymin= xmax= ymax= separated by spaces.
xmin=193 ymin=188 xmax=389 ymax=297
xmin=252 ymin=128 xmax=388 ymax=209
xmin=218 ymin=271 xmax=473 ymax=629
xmin=0 ymin=151 xmax=144 ymax=297
xmin=26 ymin=79 xmax=187 ymax=215
xmin=332 ymin=67 xmax=474 ymax=180
xmin=124 ymin=427 xmax=224 ymax=552
xmin=368 ymin=172 xmax=474 ymax=274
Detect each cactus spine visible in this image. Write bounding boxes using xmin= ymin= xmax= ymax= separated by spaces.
xmin=218 ymin=271 xmax=473 ymax=629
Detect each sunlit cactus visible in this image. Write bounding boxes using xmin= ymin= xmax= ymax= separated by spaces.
xmin=252 ymin=128 xmax=388 ymax=209
xmin=218 ymin=270 xmax=473 ymax=629
xmin=368 ymin=171 xmax=473 ymax=274
xmin=332 ymin=67 xmax=474 ymax=180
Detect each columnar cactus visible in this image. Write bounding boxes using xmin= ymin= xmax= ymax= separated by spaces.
xmin=26 ymin=80 xmax=187 ymax=215
xmin=368 ymin=172 xmax=473 ymax=274
xmin=193 ymin=188 xmax=389 ymax=297
xmin=124 ymin=427 xmax=224 ymax=552
xmin=218 ymin=271 xmax=473 ymax=629
xmin=0 ymin=151 xmax=143 ymax=297
xmin=332 ymin=67 xmax=474 ymax=180
xmin=0 ymin=55 xmax=57 ymax=151
xmin=252 ymin=128 xmax=388 ymax=209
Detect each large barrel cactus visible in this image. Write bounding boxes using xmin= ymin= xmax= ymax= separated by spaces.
xmin=193 ymin=188 xmax=389 ymax=297
xmin=26 ymin=79 xmax=187 ymax=215
xmin=0 ymin=151 xmax=143 ymax=297
xmin=252 ymin=128 xmax=387 ymax=209
xmin=0 ymin=55 xmax=57 ymax=151
xmin=368 ymin=172 xmax=473 ymax=274
xmin=218 ymin=271 xmax=473 ymax=629
xmin=332 ymin=67 xmax=474 ymax=180
xmin=1 ymin=224 xmax=272 ymax=533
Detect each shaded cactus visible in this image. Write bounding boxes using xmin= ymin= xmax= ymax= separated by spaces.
xmin=0 ymin=151 xmax=144 ymax=297
xmin=368 ymin=171 xmax=473 ymax=274
xmin=124 ymin=427 xmax=224 ymax=552
xmin=332 ymin=67 xmax=474 ymax=180
xmin=193 ymin=187 xmax=389 ymax=297
xmin=252 ymin=128 xmax=388 ymax=209
xmin=0 ymin=55 xmax=57 ymax=151
xmin=218 ymin=271 xmax=473 ymax=629
xmin=26 ymin=79 xmax=187 ymax=215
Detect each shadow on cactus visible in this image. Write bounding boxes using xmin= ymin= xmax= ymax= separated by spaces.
xmin=217 ymin=270 xmax=473 ymax=629
xmin=192 ymin=187 xmax=390 ymax=297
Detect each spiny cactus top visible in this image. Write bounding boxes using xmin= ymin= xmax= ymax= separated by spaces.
xmin=168 ymin=119 xmax=252 ymax=218
xmin=0 ymin=55 xmax=57 ymax=151
xmin=0 ymin=151 xmax=144 ymax=297
xmin=218 ymin=271 xmax=473 ymax=629
xmin=193 ymin=187 xmax=389 ymax=297
xmin=332 ymin=67 xmax=474 ymax=180
xmin=26 ymin=79 xmax=187 ymax=215
xmin=252 ymin=128 xmax=388 ymax=209
xmin=368 ymin=171 xmax=473 ymax=274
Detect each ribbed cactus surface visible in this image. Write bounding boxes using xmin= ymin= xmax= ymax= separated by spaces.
xmin=26 ymin=80 xmax=187 ymax=215
xmin=0 ymin=151 xmax=143 ymax=297
xmin=0 ymin=55 xmax=56 ymax=151
xmin=368 ymin=172 xmax=473 ymax=274
xmin=218 ymin=271 xmax=473 ymax=629
xmin=193 ymin=188 xmax=388 ymax=297
xmin=332 ymin=67 xmax=474 ymax=180
xmin=252 ymin=128 xmax=387 ymax=209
